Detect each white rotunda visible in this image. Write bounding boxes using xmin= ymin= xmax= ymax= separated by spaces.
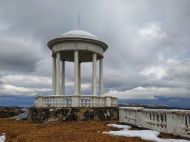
xmin=35 ymin=30 xmax=117 ymax=108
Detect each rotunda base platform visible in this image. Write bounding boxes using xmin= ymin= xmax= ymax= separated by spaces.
xmin=28 ymin=107 xmax=118 ymax=122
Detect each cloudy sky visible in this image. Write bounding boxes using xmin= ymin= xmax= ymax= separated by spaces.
xmin=0 ymin=0 xmax=190 ymax=108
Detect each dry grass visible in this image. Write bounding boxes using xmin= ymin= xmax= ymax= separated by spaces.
xmin=0 ymin=118 xmax=152 ymax=142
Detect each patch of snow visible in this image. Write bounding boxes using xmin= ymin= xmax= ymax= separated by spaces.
xmin=103 ymin=124 xmax=190 ymax=142
xmin=107 ymin=124 xmax=131 ymax=129
xmin=11 ymin=111 xmax=28 ymax=120
xmin=0 ymin=133 xmax=5 ymax=142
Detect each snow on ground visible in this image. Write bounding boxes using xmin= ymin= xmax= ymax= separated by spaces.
xmin=103 ymin=124 xmax=190 ymax=142
xmin=0 ymin=133 xmax=5 ymax=142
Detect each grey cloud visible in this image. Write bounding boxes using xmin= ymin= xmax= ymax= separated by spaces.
xmin=0 ymin=0 xmax=190 ymax=100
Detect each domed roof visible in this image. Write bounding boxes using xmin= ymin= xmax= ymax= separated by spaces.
xmin=60 ymin=30 xmax=98 ymax=40
xmin=48 ymin=29 xmax=108 ymax=52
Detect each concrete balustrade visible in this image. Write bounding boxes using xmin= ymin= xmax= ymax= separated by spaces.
xmin=35 ymin=96 xmax=117 ymax=108
xmin=119 ymin=107 xmax=190 ymax=138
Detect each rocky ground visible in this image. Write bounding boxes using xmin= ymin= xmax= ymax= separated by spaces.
xmin=0 ymin=118 xmax=151 ymax=142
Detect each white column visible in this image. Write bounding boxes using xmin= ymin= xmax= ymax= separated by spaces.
xmin=99 ymin=58 xmax=103 ymax=96
xmin=92 ymin=53 xmax=97 ymax=95
xmin=78 ymin=62 xmax=81 ymax=95
xmin=61 ymin=60 xmax=65 ymax=95
xmin=52 ymin=56 xmax=56 ymax=95
xmin=74 ymin=51 xmax=79 ymax=95
xmin=56 ymin=52 xmax=61 ymax=95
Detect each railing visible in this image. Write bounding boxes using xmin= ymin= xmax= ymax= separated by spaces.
xmin=119 ymin=107 xmax=190 ymax=138
xmin=36 ymin=96 xmax=72 ymax=107
xmin=143 ymin=109 xmax=167 ymax=132
xmin=79 ymin=97 xmax=105 ymax=107
xmin=35 ymin=95 xmax=117 ymax=108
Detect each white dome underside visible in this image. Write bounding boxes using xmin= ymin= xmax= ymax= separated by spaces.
xmin=60 ymin=30 xmax=98 ymax=40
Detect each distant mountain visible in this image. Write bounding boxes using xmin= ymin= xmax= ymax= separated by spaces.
xmin=118 ymin=98 xmax=190 ymax=110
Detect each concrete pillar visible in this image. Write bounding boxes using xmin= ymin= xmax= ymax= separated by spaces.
xmin=92 ymin=53 xmax=97 ymax=95
xmin=56 ymin=52 xmax=61 ymax=95
xmin=74 ymin=51 xmax=79 ymax=95
xmin=52 ymin=56 xmax=56 ymax=95
xmin=61 ymin=60 xmax=65 ymax=95
xmin=99 ymin=58 xmax=103 ymax=96
xmin=78 ymin=62 xmax=81 ymax=95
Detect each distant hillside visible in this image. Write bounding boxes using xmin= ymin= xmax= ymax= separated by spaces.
xmin=118 ymin=99 xmax=190 ymax=110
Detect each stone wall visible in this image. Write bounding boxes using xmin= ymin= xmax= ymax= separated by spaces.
xmin=28 ymin=107 xmax=118 ymax=122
